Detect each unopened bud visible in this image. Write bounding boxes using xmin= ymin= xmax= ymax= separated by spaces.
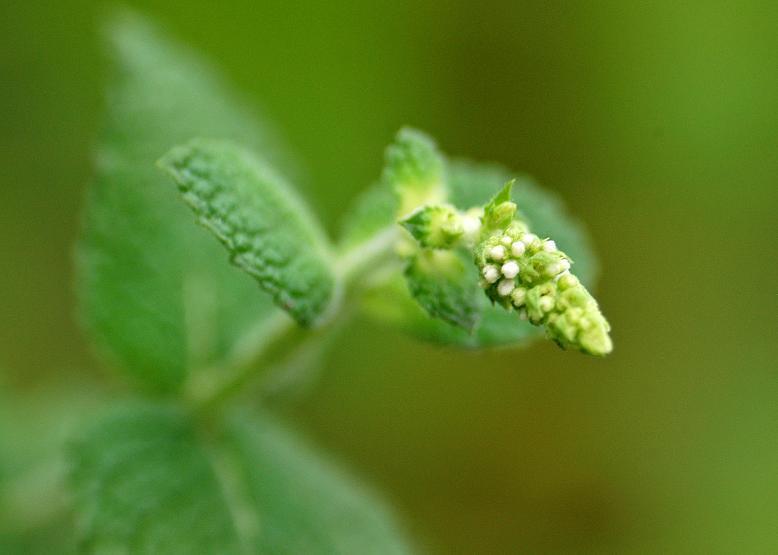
xmin=501 ymin=260 xmax=520 ymax=279
xmin=521 ymin=233 xmax=539 ymax=247
xmin=488 ymin=245 xmax=506 ymax=261
xmin=482 ymin=264 xmax=500 ymax=284
xmin=497 ymin=278 xmax=515 ymax=297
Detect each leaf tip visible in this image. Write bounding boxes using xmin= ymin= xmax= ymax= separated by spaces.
xmin=384 ymin=126 xmax=447 ymax=217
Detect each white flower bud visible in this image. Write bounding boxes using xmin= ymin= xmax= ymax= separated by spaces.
xmin=500 ymin=235 xmax=512 ymax=246
xmin=488 ymin=245 xmax=506 ymax=261
xmin=543 ymin=240 xmax=557 ymax=252
xmin=511 ymin=241 xmax=526 ymax=257
xmin=482 ymin=264 xmax=500 ymax=284
xmin=511 ymin=287 xmax=527 ymax=307
xmin=518 ymin=308 xmax=528 ymax=320
xmin=497 ymin=278 xmax=515 ymax=297
xmin=521 ymin=233 xmax=538 ymax=247
xmin=546 ymin=262 xmax=562 ymax=277
xmin=546 ymin=257 xmax=571 ymax=277
xmin=501 ymin=260 xmax=520 ymax=279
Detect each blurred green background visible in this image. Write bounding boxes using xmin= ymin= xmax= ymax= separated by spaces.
xmin=1 ymin=1 xmax=777 ymax=553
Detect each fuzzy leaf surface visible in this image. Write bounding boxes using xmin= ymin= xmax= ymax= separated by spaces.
xmin=160 ymin=139 xmax=335 ymax=326
xmin=223 ymin=411 xmax=412 ymax=554
xmin=403 ymin=250 xmax=480 ymax=331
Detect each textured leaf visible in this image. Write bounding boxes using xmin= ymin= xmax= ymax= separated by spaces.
xmin=224 ymin=411 xmax=412 ymax=554
xmin=69 ymin=403 xmax=243 ymax=554
xmin=69 ymin=403 xmax=412 ymax=555
xmin=348 ymin=158 xmax=600 ymax=347
xmin=383 ymin=128 xmax=446 ymax=217
xmin=76 ymin=11 xmax=296 ymax=391
xmin=160 ymin=140 xmax=336 ymax=326
xmin=404 ymin=250 xmax=479 ymax=331
xmin=338 ymin=127 xmax=446 ymax=248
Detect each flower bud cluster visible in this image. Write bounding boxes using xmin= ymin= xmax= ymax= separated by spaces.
xmin=476 ymin=221 xmax=612 ymax=355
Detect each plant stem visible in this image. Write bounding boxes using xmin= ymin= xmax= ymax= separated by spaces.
xmin=187 ymin=311 xmax=296 ymax=413
xmin=337 ymin=227 xmax=400 ymax=285
xmin=188 ymin=225 xmax=401 ymax=413
xmin=259 ymin=314 xmax=349 ymax=402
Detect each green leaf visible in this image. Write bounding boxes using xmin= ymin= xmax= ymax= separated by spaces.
xmin=76 ymin=11 xmax=297 ymax=391
xmin=159 ymin=139 xmax=336 ymax=327
xmin=0 ymin=383 xmax=103 ymax=554
xmin=69 ymin=403 xmax=412 ymax=554
xmin=69 ymin=403 xmax=243 ymax=554
xmin=383 ymin=128 xmax=446 ymax=217
xmin=356 ymin=159 xmax=600 ymax=348
xmin=404 ymin=250 xmax=480 ymax=331
xmin=224 ymin=411 xmax=412 ymax=554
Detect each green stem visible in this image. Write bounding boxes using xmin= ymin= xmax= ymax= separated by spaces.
xmin=337 ymin=227 xmax=400 ymax=285
xmin=186 ymin=311 xmax=297 ymax=413
xmin=188 ymin=225 xmax=401 ymax=413
xmin=259 ymin=314 xmax=348 ymax=402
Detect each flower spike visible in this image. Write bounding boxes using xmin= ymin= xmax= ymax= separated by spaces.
xmin=474 ymin=182 xmax=612 ymax=355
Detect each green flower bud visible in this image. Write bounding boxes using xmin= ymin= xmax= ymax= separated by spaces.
xmin=400 ymin=204 xmax=464 ymax=249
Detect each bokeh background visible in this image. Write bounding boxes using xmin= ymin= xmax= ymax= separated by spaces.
xmin=2 ymin=1 xmax=777 ymax=553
